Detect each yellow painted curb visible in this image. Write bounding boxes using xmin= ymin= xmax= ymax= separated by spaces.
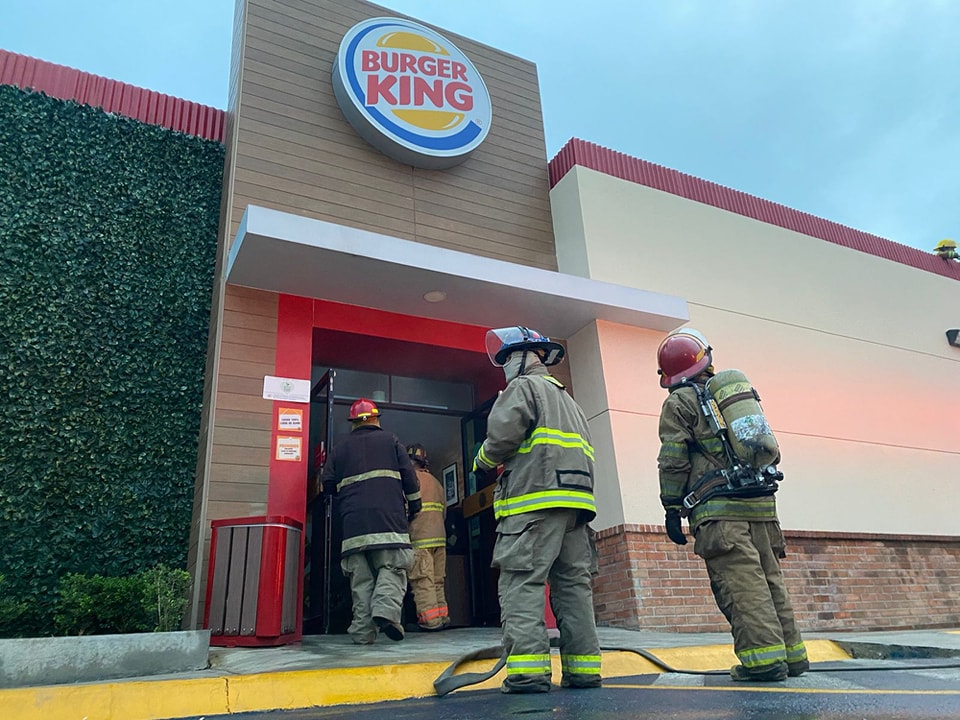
xmin=0 ymin=639 xmax=851 ymax=720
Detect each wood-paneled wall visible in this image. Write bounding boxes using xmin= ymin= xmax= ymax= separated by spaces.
xmin=187 ymin=0 xmax=557 ymax=626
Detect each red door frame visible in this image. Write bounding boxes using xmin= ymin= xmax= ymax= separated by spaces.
xmin=267 ymin=295 xmax=491 ymax=635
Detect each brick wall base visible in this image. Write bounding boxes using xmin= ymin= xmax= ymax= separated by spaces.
xmin=594 ymin=524 xmax=960 ymax=633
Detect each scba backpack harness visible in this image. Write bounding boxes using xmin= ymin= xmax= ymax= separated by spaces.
xmin=680 ymin=369 xmax=783 ymax=512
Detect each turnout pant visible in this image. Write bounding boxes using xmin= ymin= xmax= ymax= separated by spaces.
xmin=341 ymin=547 xmax=414 ymax=644
xmin=409 ymin=546 xmax=448 ymax=628
xmin=694 ymin=519 xmax=807 ymax=674
xmin=493 ymin=508 xmax=601 ymax=692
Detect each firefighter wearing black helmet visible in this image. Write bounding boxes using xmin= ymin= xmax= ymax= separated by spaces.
xmin=321 ymin=398 xmax=421 ymax=644
xmin=473 ymin=326 xmax=601 ymax=694
xmin=656 ymin=328 xmax=808 ymax=681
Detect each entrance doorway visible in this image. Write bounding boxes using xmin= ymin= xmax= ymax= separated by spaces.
xmin=301 ymin=328 xmax=503 ymax=634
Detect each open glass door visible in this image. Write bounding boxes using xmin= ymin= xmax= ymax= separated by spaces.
xmin=460 ymin=395 xmax=500 ymax=626
xmin=303 ymin=369 xmax=351 ymax=634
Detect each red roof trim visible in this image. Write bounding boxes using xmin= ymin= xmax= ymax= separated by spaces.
xmin=0 ymin=49 xmax=224 ymax=143
xmin=549 ymin=138 xmax=960 ymax=281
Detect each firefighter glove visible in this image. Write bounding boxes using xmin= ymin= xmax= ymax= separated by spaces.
xmin=665 ymin=508 xmax=687 ymax=545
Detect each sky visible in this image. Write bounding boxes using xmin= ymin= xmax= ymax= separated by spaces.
xmin=2 ymin=1 xmax=957 ymax=253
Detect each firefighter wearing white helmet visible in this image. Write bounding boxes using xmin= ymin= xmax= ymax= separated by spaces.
xmin=656 ymin=328 xmax=808 ymax=682
xmin=474 ymin=326 xmax=601 ymax=693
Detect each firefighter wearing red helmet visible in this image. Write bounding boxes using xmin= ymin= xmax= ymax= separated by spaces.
xmin=321 ymin=397 xmax=421 ymax=644
xmin=474 ymin=326 xmax=601 ymax=693
xmin=405 ymin=444 xmax=449 ymax=631
xmin=655 ymin=328 xmax=808 ymax=681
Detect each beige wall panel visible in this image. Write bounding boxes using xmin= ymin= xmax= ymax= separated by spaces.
xmin=410 ymin=170 xmax=551 ymax=214
xmin=563 ymin=167 xmax=958 ymax=356
xmin=412 ymin=197 xmax=554 ymax=238
xmin=220 ymin=343 xmax=276 ymax=366
xmin=210 ymin=463 xmax=271 ymax=485
xmin=206 ymin=500 xmax=268 ymax=520
xmin=551 ymin=168 xmax=960 ymax=537
xmin=238 ymin=131 xmax=415 ymax=198
xmin=773 ymin=434 xmax=955 ymax=535
xmin=222 ymin=309 xmax=278 ymax=333
xmin=235 ymin=156 xmax=416 ymax=217
xmin=223 ymin=289 xmax=278 ymax=316
xmin=606 ymin=410 xmax=667 ymax=529
xmin=412 ymin=224 xmax=556 ymax=268
xmin=585 ymin=411 xmax=625 ymax=531
xmin=217 ymin=375 xmax=270 ymax=398
xmin=209 ymin=481 xmax=270 ymax=504
xmin=219 ymin=357 xmax=275 ymax=379
xmin=213 ymin=443 xmax=271 ymax=466
xmin=566 ymin=322 xmax=608 ymax=420
xmin=219 ymin=325 xmax=276 ymax=350
xmin=213 ymin=407 xmax=272 ymax=430
xmin=232 ymin=179 xmax=412 ymax=237
xmin=214 ymin=426 xmax=272 ymax=449
xmin=216 ymin=390 xmax=274 ymax=414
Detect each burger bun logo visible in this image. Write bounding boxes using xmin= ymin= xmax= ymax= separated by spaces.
xmin=332 ymin=17 xmax=492 ymax=169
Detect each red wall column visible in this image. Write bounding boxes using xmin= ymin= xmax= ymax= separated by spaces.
xmin=268 ymin=294 xmax=313 ymax=525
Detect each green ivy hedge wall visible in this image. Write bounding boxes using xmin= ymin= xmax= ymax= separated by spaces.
xmin=0 ymin=85 xmax=224 ymax=635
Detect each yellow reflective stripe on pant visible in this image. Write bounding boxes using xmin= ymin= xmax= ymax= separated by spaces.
xmin=739 ymin=642 xmax=787 ymax=668
xmin=506 ymin=654 xmax=551 ymax=675
xmin=786 ymin=641 xmax=808 ymax=663
xmin=411 ymin=537 xmax=445 ymax=549
xmin=516 ymin=427 xmax=594 ymax=460
xmin=561 ymin=654 xmax=602 ymax=674
xmin=494 ymin=489 xmax=596 ymax=519
xmin=337 ymin=468 xmax=400 ymax=493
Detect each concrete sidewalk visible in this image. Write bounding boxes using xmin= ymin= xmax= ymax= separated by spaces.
xmin=4 ymin=626 xmax=959 ymax=720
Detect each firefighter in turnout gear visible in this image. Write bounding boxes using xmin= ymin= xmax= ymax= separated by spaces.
xmin=405 ymin=443 xmax=449 ymax=631
xmin=474 ymin=326 xmax=601 ymax=694
xmin=656 ymin=328 xmax=808 ymax=681
xmin=321 ymin=398 xmax=421 ymax=644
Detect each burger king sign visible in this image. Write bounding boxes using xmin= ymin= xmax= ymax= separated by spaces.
xmin=332 ymin=17 xmax=492 ymax=169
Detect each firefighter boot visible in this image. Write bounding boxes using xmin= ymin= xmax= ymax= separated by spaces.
xmin=730 ymin=661 xmax=788 ymax=682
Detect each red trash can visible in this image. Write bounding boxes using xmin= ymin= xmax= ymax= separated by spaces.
xmin=204 ymin=515 xmax=303 ymax=647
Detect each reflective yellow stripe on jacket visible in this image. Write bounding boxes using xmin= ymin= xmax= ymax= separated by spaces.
xmin=517 ymin=427 xmax=595 ymax=460
xmin=411 ymin=500 xmax=446 ymax=549
xmin=494 ymin=489 xmax=596 ymax=520
xmin=337 ymin=468 xmax=400 ymax=493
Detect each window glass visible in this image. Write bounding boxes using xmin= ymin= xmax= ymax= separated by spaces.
xmin=392 ymin=374 xmax=473 ymax=412
xmin=332 ymin=370 xmax=389 ymax=403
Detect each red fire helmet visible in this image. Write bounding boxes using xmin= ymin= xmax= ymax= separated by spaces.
xmin=657 ymin=329 xmax=712 ymax=388
xmin=348 ymin=397 xmax=380 ymax=421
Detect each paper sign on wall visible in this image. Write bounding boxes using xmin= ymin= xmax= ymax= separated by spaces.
xmin=278 ymin=407 xmax=303 ymax=432
xmin=263 ymin=376 xmax=310 ymax=403
xmin=276 ymin=436 xmax=302 ymax=462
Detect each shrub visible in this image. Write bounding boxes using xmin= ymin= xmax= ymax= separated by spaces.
xmin=142 ymin=564 xmax=192 ymax=633
xmin=53 ymin=564 xmax=191 ymax=635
